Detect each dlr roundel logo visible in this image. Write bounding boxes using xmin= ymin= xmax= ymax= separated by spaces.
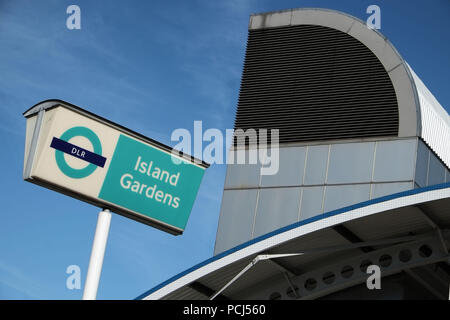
xmin=50 ymin=126 xmax=107 ymax=179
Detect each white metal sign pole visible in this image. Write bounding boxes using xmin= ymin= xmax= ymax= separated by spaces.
xmin=82 ymin=209 xmax=112 ymax=300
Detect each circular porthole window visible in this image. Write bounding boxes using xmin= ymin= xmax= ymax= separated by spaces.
xmin=304 ymin=278 xmax=317 ymax=291
xmin=418 ymin=245 xmax=433 ymax=258
xmin=286 ymin=286 xmax=299 ymax=298
xmin=399 ymin=249 xmax=412 ymax=263
xmin=379 ymin=254 xmax=393 ymax=268
xmin=360 ymin=259 xmax=373 ymax=273
xmin=269 ymin=292 xmax=281 ymax=300
xmin=341 ymin=265 xmax=354 ymax=279
xmin=322 ymin=272 xmax=336 ymax=285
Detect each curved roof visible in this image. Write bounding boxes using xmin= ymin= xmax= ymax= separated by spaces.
xmin=137 ymin=182 xmax=450 ymax=300
xmin=237 ymin=8 xmax=449 ymax=166
xmin=247 ymin=8 xmax=420 ymax=138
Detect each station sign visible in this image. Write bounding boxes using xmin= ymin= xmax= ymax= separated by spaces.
xmin=23 ymin=100 xmax=208 ymax=235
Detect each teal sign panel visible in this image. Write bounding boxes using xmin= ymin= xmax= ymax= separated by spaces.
xmin=99 ymin=135 xmax=205 ymax=231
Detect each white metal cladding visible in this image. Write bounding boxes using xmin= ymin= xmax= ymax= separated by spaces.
xmin=141 ymin=185 xmax=450 ymax=300
xmin=406 ymin=64 xmax=450 ymax=168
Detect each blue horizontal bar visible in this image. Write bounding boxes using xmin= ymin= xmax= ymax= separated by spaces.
xmin=50 ymin=137 xmax=106 ymax=168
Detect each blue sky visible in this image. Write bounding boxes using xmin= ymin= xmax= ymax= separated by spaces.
xmin=0 ymin=0 xmax=449 ymax=299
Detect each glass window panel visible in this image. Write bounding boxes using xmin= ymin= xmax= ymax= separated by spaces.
xmin=371 ymin=182 xmax=413 ymax=199
xmin=214 ymin=189 xmax=257 ymax=254
xmin=224 ymin=149 xmax=261 ymax=188
xmin=373 ymin=139 xmax=416 ymax=182
xmin=299 ymin=186 xmax=324 ymax=220
xmin=324 ymin=184 xmax=371 ymax=213
xmin=428 ymin=152 xmax=445 ymax=186
xmin=260 ymin=147 xmax=306 ymax=187
xmin=253 ymin=188 xmax=301 ymax=238
xmin=415 ymin=139 xmax=429 ymax=188
xmin=304 ymin=145 xmax=329 ymax=185
xmin=327 ymin=142 xmax=375 ymax=184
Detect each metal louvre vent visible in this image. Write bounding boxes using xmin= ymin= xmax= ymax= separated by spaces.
xmin=234 ymin=24 xmax=399 ymax=145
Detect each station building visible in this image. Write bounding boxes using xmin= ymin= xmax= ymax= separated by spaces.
xmin=138 ymin=8 xmax=450 ymax=300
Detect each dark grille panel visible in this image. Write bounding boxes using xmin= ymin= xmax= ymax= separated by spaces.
xmin=234 ymin=25 xmax=399 ymax=145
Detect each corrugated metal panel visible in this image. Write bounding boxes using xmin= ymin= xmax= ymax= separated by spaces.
xmin=162 ymin=286 xmax=206 ymax=300
xmin=407 ymin=65 xmax=450 ymax=169
xmin=220 ymin=261 xmax=281 ymax=297
xmin=234 ymin=24 xmax=399 ymax=145
xmin=272 ymin=228 xmax=357 ymax=272
xmin=419 ymin=94 xmax=450 ymax=168
xmin=200 ymin=258 xmax=254 ymax=291
xmin=340 ymin=206 xmax=432 ymax=241
xmin=417 ymin=197 xmax=450 ymax=227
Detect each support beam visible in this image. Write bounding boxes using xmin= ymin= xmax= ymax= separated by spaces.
xmin=188 ymin=282 xmax=230 ymax=300
xmin=404 ymin=268 xmax=447 ymax=300
xmin=266 ymin=256 xmax=297 ymax=277
xmin=333 ymin=225 xmax=374 ymax=253
xmin=209 ymin=234 xmax=424 ymax=300
xmin=437 ymin=261 xmax=450 ymax=276
xmin=283 ymin=272 xmax=300 ymax=299
xmin=236 ymin=232 xmax=450 ymax=300
xmin=416 ymin=205 xmax=449 ymax=253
